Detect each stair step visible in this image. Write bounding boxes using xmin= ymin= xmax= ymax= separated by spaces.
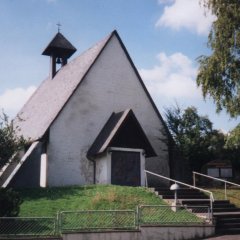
xmin=154 ymin=187 xmax=199 ymax=191
xmin=214 ymin=212 xmax=240 ymax=218
xmin=214 ymin=200 xmax=231 ymax=204
xmin=155 ymin=188 xmax=201 ymax=191
xmin=217 ymin=218 xmax=240 ymax=223
xmin=213 ymin=203 xmax=235 ymax=208
xmin=161 ymin=195 xmax=209 ymax=199
xmin=213 ymin=208 xmax=240 ymax=212
xmin=181 ymin=200 xmax=232 ymax=206
xmin=157 ymin=192 xmax=207 ymax=197
xmin=216 ymin=228 xmax=240 ymax=234
xmin=152 ymin=186 xmax=240 ymax=235
xmin=159 ymin=193 xmax=208 ymax=199
xmin=156 ymin=191 xmax=203 ymax=196
xmin=217 ymin=222 xmax=240 ymax=228
xmin=158 ymin=191 xmax=207 ymax=195
xmin=156 ymin=190 xmax=202 ymax=194
xmin=181 ymin=200 xmax=212 ymax=205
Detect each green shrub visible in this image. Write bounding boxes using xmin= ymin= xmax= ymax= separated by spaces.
xmin=0 ymin=188 xmax=23 ymax=217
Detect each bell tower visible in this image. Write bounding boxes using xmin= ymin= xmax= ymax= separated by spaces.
xmin=42 ymin=30 xmax=77 ymax=79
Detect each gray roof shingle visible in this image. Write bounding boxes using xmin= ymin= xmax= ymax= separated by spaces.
xmin=14 ymin=31 xmax=113 ymax=141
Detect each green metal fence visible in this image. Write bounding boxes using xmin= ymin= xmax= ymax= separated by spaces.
xmin=138 ymin=205 xmax=210 ymax=225
xmin=59 ymin=210 xmax=137 ymax=232
xmin=0 ymin=217 xmax=57 ymax=236
xmin=0 ymin=205 xmax=211 ymax=236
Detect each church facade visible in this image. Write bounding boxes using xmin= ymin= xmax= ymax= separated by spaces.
xmin=2 ymin=30 xmax=184 ymax=188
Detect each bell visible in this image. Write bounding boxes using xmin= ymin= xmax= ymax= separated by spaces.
xmin=56 ymin=57 xmax=62 ymax=64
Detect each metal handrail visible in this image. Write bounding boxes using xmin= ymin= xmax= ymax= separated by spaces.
xmin=193 ymin=171 xmax=240 ymax=187
xmin=193 ymin=171 xmax=240 ymax=200
xmin=144 ymin=170 xmax=214 ymax=220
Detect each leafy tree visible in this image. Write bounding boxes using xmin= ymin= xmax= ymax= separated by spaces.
xmin=0 ymin=112 xmax=26 ymax=169
xmin=197 ymin=1 xmax=240 ymax=117
xmin=0 ymin=112 xmax=25 ymax=217
xmin=208 ymin=129 xmax=225 ymax=160
xmin=165 ymin=105 xmax=225 ymax=171
xmin=225 ymin=124 xmax=240 ymax=171
xmin=225 ymin=124 xmax=240 ymax=150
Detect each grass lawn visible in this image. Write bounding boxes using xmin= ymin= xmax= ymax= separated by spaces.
xmin=17 ymin=185 xmax=166 ymax=217
xmin=208 ymin=188 xmax=240 ymax=207
xmin=0 ymin=185 xmax=206 ymax=235
xmin=139 ymin=205 xmax=204 ymax=225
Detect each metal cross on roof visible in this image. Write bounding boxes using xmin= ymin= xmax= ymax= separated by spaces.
xmin=57 ymin=22 xmax=61 ymax=33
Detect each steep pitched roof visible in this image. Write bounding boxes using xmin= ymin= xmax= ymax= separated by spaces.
xmin=15 ymin=30 xmax=172 ymax=143
xmin=14 ymin=31 xmax=113 ymax=141
xmin=87 ymin=109 xmax=156 ymax=158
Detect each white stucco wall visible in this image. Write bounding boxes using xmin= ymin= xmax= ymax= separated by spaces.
xmin=95 ymin=153 xmax=111 ymax=184
xmin=47 ymin=35 xmax=169 ymax=186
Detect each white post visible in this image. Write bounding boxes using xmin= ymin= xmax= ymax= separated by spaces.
xmin=145 ymin=171 xmax=148 ymax=187
xmin=170 ymin=183 xmax=180 ymax=212
xmin=174 ymin=190 xmax=177 ymax=203
xmin=40 ymin=153 xmax=47 ymax=187
xmin=193 ymin=172 xmax=196 ymax=187
xmin=210 ymin=197 xmax=213 ymax=222
xmin=225 ymin=182 xmax=227 ymax=200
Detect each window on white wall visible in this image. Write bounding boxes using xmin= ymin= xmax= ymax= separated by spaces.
xmin=220 ymin=168 xmax=232 ymax=178
xmin=207 ymin=168 xmax=219 ymax=177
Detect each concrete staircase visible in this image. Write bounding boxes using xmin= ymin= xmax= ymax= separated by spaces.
xmin=154 ymin=187 xmax=240 ymax=234
xmin=155 ymin=187 xmax=209 ymax=200
xmin=214 ymin=212 xmax=240 ymax=234
xmin=0 ymin=153 xmax=21 ymax=187
xmin=0 ymin=141 xmax=39 ymax=187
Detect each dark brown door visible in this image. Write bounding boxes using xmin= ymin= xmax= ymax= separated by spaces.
xmin=111 ymin=150 xmax=141 ymax=186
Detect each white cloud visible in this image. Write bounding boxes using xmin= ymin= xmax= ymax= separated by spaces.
xmin=139 ymin=52 xmax=201 ymax=99
xmin=156 ymin=0 xmax=216 ymax=35
xmin=0 ymin=86 xmax=36 ymax=117
xmin=158 ymin=0 xmax=174 ymax=4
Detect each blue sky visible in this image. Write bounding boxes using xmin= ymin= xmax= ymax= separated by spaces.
xmin=0 ymin=0 xmax=239 ymax=132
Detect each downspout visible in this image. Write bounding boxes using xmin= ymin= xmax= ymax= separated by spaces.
xmin=87 ymin=154 xmax=96 ymax=184
xmin=40 ymin=132 xmax=49 ymax=187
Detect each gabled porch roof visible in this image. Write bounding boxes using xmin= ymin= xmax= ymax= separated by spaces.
xmin=87 ymin=109 xmax=156 ymax=159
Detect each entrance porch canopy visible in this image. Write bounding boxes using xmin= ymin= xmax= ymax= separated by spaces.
xmin=87 ymin=109 xmax=156 ymax=159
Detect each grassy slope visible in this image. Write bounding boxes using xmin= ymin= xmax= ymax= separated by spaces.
xmin=208 ymin=188 xmax=240 ymax=207
xmin=17 ymin=185 xmax=166 ymax=217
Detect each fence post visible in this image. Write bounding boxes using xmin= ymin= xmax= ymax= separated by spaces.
xmin=207 ymin=206 xmax=209 ymax=221
xmin=57 ymin=212 xmax=61 ymax=235
xmin=136 ymin=206 xmax=139 ymax=229
xmin=225 ymin=182 xmax=227 ymax=200
xmin=137 ymin=206 xmax=141 ymax=226
xmin=54 ymin=213 xmax=58 ymax=235
xmin=210 ymin=198 xmax=213 ymax=222
xmin=193 ymin=172 xmax=196 ymax=187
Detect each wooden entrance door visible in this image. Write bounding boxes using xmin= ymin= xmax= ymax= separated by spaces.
xmin=111 ymin=150 xmax=141 ymax=186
